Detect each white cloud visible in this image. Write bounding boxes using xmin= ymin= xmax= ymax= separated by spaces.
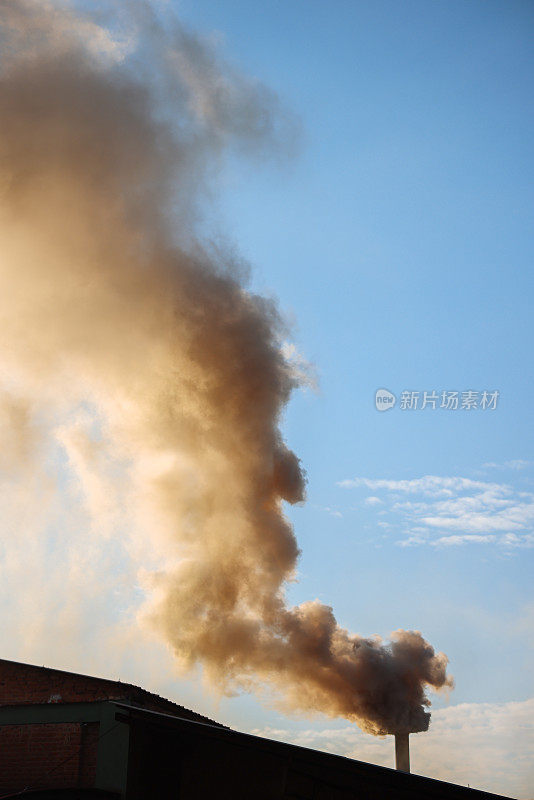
xmin=314 ymin=504 xmax=343 ymax=518
xmin=250 ymin=697 xmax=534 ymax=799
xmin=431 ymin=534 xmax=496 ymax=547
xmin=326 ymin=507 xmax=343 ymax=518
xmin=484 ymin=460 xmax=531 ymax=470
xmin=364 ymin=496 xmax=383 ymax=506
xmin=339 ymin=475 xmax=506 ymax=497
xmin=341 ymin=474 xmax=534 ymax=548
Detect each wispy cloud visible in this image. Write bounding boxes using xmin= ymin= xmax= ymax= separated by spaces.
xmin=364 ymin=496 xmax=383 ymax=506
xmin=340 ymin=473 xmax=534 ymax=548
xmin=313 ymin=504 xmax=343 ymax=518
xmin=250 ymin=697 xmax=534 ymax=799
xmin=339 ymin=475 xmax=505 ymax=497
xmin=483 ymin=459 xmax=531 ymax=470
xmin=431 ymin=534 xmax=496 ymax=547
xmin=326 ymin=507 xmax=343 ymax=518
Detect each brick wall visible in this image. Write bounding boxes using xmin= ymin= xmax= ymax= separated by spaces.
xmin=0 ymin=721 xmax=99 ymax=794
xmin=0 ymin=659 xmax=130 ymax=707
xmin=0 ymin=658 xmax=220 ymax=723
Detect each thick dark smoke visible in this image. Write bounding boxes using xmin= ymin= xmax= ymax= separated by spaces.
xmin=0 ymin=0 xmax=452 ymax=736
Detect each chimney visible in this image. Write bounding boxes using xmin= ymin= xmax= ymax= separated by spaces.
xmin=394 ymin=733 xmax=410 ymax=773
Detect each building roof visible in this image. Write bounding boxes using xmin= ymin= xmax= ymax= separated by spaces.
xmin=0 ymin=657 xmax=223 ymax=727
xmin=0 ymin=661 xmax=514 ymax=799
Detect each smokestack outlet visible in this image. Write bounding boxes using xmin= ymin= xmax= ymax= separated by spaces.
xmin=395 ymin=733 xmax=410 ymax=773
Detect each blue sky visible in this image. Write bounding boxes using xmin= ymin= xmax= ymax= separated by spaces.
xmin=168 ymin=1 xmax=534 ymax=794
xmin=2 ymin=1 xmax=532 ymax=796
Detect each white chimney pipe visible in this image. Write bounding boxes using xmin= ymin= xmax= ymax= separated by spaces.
xmin=394 ymin=733 xmax=410 ymax=772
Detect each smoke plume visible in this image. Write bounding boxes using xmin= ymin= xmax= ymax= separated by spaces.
xmin=0 ymin=0 xmax=452 ymax=736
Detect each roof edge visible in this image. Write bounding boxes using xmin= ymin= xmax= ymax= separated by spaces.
xmin=0 ymin=657 xmax=221 ymax=726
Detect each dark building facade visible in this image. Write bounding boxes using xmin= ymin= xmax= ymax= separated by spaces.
xmin=0 ymin=658 xmax=513 ymax=800
xmin=0 ymin=658 xmax=220 ymax=796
